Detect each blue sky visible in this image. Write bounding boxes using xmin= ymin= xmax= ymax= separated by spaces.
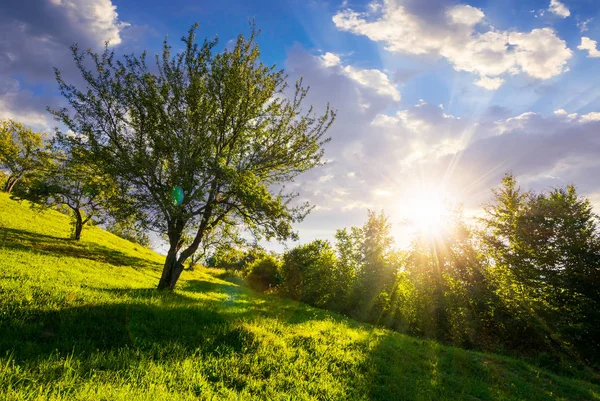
xmin=2 ymin=0 xmax=600 ymax=250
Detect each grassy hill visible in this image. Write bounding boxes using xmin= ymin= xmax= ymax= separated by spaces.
xmin=0 ymin=192 xmax=599 ymax=400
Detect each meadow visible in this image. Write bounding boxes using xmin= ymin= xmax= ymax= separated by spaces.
xmin=1 ymin=191 xmax=599 ymax=400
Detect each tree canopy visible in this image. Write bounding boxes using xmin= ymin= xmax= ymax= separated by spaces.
xmin=0 ymin=119 xmax=49 ymax=193
xmin=53 ymin=24 xmax=335 ymax=289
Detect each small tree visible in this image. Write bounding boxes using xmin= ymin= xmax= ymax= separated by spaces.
xmin=54 ymin=24 xmax=334 ymax=289
xmin=280 ymin=240 xmax=338 ymax=307
xmin=18 ymin=151 xmax=117 ymax=240
xmin=246 ymin=254 xmax=282 ymax=292
xmin=0 ymin=119 xmax=49 ymax=193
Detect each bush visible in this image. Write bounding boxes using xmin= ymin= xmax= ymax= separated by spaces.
xmin=280 ymin=240 xmax=338 ymax=308
xmin=245 ymin=255 xmax=282 ymax=292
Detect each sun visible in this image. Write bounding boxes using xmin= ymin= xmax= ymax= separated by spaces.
xmin=406 ymin=188 xmax=451 ymax=234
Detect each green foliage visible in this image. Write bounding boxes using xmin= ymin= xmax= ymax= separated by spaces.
xmin=481 ymin=174 xmax=600 ymax=360
xmin=280 ymin=240 xmax=338 ymax=308
xmin=245 ymin=254 xmax=282 ymax=292
xmin=13 ymin=148 xmax=118 ymax=240
xmin=0 ymin=119 xmax=49 ymax=193
xmin=106 ymin=215 xmax=151 ymax=247
xmin=54 ymin=23 xmax=335 ymax=289
xmin=0 ymin=170 xmax=7 ymax=190
xmin=1 ymin=192 xmax=599 ymax=400
xmin=186 ymin=223 xmax=248 ymax=270
xmin=352 ymin=211 xmax=397 ymax=320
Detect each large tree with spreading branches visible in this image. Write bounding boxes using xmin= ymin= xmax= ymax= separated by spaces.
xmin=53 ymin=24 xmax=335 ymax=289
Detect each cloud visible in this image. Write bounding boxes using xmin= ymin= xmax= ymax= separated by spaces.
xmin=341 ymin=66 xmax=401 ymax=101
xmin=578 ymin=37 xmax=600 ymax=58
xmin=0 ymin=0 xmax=129 ymax=129
xmin=475 ymin=76 xmax=505 ymax=90
xmin=577 ymin=18 xmax=592 ymax=33
xmin=0 ymin=0 xmax=129 ymax=81
xmin=319 ymin=52 xmax=401 ymax=101
xmin=548 ymin=0 xmax=570 ymax=18
xmin=320 ymin=52 xmax=342 ymax=67
xmin=332 ymin=1 xmax=572 ymax=89
xmin=0 ymin=77 xmax=63 ymax=131
xmin=285 ymin=49 xmax=600 ymax=234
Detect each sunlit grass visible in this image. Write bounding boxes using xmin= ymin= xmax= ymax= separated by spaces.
xmin=0 ymin=192 xmax=599 ymax=400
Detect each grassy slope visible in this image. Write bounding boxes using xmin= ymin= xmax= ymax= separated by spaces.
xmin=0 ymin=193 xmax=598 ymax=401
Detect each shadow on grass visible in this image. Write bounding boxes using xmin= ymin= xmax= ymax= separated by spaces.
xmin=362 ymin=331 xmax=599 ymax=401
xmin=0 ymin=227 xmax=155 ymax=269
xmin=2 ymin=277 xmax=598 ymax=399
xmin=0 ymin=289 xmax=259 ymax=366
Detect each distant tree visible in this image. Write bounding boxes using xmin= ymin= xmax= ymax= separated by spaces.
xmin=280 ymin=239 xmax=338 ymax=308
xmin=353 ymin=210 xmax=396 ymax=320
xmin=54 ymin=24 xmax=334 ymax=290
xmin=333 ymin=226 xmax=362 ymax=311
xmin=17 ymin=150 xmax=117 ymax=240
xmin=0 ymin=119 xmax=49 ymax=193
xmin=106 ymin=215 xmax=151 ymax=247
xmin=245 ymin=254 xmax=282 ymax=292
xmin=481 ymin=174 xmax=600 ymax=359
xmin=403 ymin=211 xmax=504 ymax=346
xmin=183 ymin=220 xmax=247 ymax=270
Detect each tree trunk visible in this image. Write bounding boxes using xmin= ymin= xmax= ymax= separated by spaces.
xmin=3 ymin=176 xmax=18 ymax=193
xmin=157 ymin=202 xmax=217 ymax=290
xmin=72 ymin=209 xmax=83 ymax=240
xmin=158 ymin=248 xmax=178 ymax=290
xmin=158 ymin=225 xmax=186 ymax=290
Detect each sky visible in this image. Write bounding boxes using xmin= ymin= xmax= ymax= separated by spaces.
xmin=2 ymin=0 xmax=600 ymax=250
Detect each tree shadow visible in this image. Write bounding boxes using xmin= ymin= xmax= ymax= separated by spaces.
xmin=1 ymin=288 xmax=259 ymax=367
xmin=0 ymin=227 xmax=156 ymax=269
xmin=361 ymin=331 xmax=600 ymax=401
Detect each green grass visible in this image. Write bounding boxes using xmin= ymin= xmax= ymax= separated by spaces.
xmin=0 ymin=192 xmax=599 ymax=400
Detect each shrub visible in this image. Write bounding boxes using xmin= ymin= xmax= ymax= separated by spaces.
xmin=280 ymin=240 xmax=338 ymax=308
xmin=245 ymin=255 xmax=282 ymax=292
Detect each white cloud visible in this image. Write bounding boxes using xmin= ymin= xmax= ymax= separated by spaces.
xmin=332 ymin=1 xmax=572 ymax=89
xmin=320 ymin=52 xmax=341 ymax=67
xmin=319 ymin=52 xmax=400 ymax=101
xmin=341 ymin=65 xmax=401 ymax=101
xmin=475 ymin=76 xmax=505 ymax=90
xmin=0 ymin=77 xmax=57 ymax=131
xmin=577 ymin=18 xmax=592 ymax=33
xmin=579 ymin=112 xmax=600 ymax=122
xmin=548 ymin=0 xmax=570 ymax=18
xmin=0 ymin=0 xmax=130 ymax=82
xmin=578 ymin=37 xmax=600 ymax=58
xmin=50 ymin=0 xmax=129 ymax=45
xmin=447 ymin=4 xmax=485 ymax=26
xmin=0 ymin=0 xmax=130 ymax=128
xmin=281 ymin=44 xmax=600 ymax=243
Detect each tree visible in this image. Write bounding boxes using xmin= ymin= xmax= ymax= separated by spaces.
xmin=353 ymin=210 xmax=396 ymax=320
xmin=53 ymin=24 xmax=335 ymax=289
xmin=280 ymin=239 xmax=338 ymax=307
xmin=404 ymin=211 xmax=503 ymax=346
xmin=106 ymin=215 xmax=151 ymax=247
xmin=17 ymin=151 xmax=117 ymax=240
xmin=246 ymin=254 xmax=282 ymax=292
xmin=0 ymin=119 xmax=49 ymax=193
xmin=481 ymin=174 xmax=600 ymax=359
xmin=332 ymin=227 xmax=362 ymax=311
xmin=182 ymin=219 xmax=247 ymax=270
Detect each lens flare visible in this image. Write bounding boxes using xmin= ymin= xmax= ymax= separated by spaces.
xmin=170 ymin=186 xmax=184 ymax=206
